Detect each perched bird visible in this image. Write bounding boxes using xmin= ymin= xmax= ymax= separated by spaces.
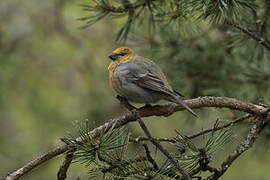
xmin=108 ymin=47 xmax=197 ymax=117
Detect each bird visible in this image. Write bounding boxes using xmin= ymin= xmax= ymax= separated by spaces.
xmin=108 ymin=47 xmax=198 ymax=117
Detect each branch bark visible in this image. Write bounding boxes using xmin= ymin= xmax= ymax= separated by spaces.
xmin=6 ymin=145 xmax=68 ymax=180
xmin=5 ymin=96 xmax=270 ymax=180
xmin=57 ymin=148 xmax=75 ymax=180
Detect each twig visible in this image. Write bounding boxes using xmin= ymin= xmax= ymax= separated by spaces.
xmin=57 ymin=148 xmax=75 ymax=180
xmin=142 ymin=144 xmax=159 ymax=171
xmin=230 ymin=23 xmax=270 ymax=51
xmin=130 ymin=136 xmax=177 ymax=143
xmin=130 ymin=114 xmax=253 ymax=144
xmin=208 ymin=117 xmax=268 ymax=180
xmin=5 ymin=96 xmax=270 ymax=180
xmin=133 ymin=111 xmax=191 ymax=180
xmin=188 ymin=114 xmax=252 ymax=139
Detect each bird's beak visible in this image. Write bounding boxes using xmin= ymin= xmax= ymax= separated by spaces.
xmin=108 ymin=53 xmax=117 ymax=61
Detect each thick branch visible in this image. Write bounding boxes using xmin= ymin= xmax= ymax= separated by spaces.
xmin=138 ymin=96 xmax=268 ymax=118
xmin=5 ymin=96 xmax=270 ymax=180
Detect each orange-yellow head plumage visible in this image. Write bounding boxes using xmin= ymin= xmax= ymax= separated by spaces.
xmin=112 ymin=47 xmax=135 ymax=55
xmin=108 ymin=47 xmax=138 ymax=71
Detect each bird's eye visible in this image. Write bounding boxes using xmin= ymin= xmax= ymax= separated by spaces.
xmin=118 ymin=53 xmax=126 ymax=57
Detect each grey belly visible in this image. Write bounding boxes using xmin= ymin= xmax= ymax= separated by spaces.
xmin=119 ymin=83 xmax=163 ymax=104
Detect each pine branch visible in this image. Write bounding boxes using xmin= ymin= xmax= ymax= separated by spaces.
xmin=208 ymin=117 xmax=268 ymax=180
xmin=130 ymin=114 xmax=253 ymax=144
xmin=187 ymin=149 xmax=219 ymax=179
xmin=133 ymin=111 xmax=191 ymax=180
xmin=5 ymin=96 xmax=270 ymax=180
xmin=100 ymin=156 xmax=148 ymax=174
xmin=229 ymin=23 xmax=270 ymax=51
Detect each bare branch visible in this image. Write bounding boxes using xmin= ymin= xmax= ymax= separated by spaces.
xmin=188 ymin=114 xmax=252 ymax=139
xmin=130 ymin=136 xmax=177 ymax=143
xmin=6 ymin=145 xmax=68 ymax=180
xmin=130 ymin=114 xmax=253 ymax=143
xmin=5 ymin=96 xmax=270 ymax=180
xmin=137 ymin=96 xmax=269 ymax=119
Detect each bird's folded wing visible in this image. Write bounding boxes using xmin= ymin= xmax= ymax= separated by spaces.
xmin=133 ymin=71 xmax=174 ymax=96
xmin=121 ymin=58 xmax=182 ymax=97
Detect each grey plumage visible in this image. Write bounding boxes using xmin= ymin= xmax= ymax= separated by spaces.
xmin=112 ymin=57 xmax=197 ymax=117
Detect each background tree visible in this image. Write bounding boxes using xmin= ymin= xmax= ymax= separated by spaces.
xmin=1 ymin=0 xmax=270 ymax=180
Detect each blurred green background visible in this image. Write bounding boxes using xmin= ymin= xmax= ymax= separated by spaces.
xmin=1 ymin=0 xmax=270 ymax=180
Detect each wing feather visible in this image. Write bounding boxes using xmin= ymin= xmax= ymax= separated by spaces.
xmin=135 ymin=72 xmax=173 ymax=95
xmin=128 ymin=58 xmax=175 ymax=96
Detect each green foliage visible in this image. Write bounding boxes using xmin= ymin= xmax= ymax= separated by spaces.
xmin=172 ymin=122 xmax=231 ymax=177
xmin=1 ymin=0 xmax=270 ymax=179
xmin=185 ymin=0 xmax=257 ymax=23
xmin=80 ymin=0 xmax=257 ymax=40
xmin=64 ymin=121 xmax=127 ymax=159
xmin=79 ymin=0 xmax=270 ymax=103
xmin=65 ymin=120 xmax=232 ymax=179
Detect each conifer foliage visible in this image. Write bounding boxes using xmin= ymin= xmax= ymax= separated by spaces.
xmin=3 ymin=1 xmax=270 ymax=180
xmin=71 ymin=0 xmax=270 ymax=179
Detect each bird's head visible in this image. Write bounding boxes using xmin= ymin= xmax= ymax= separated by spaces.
xmin=108 ymin=47 xmax=136 ymax=61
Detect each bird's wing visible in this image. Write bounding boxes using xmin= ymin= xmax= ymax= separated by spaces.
xmin=117 ymin=57 xmax=197 ymax=117
xmin=128 ymin=57 xmax=176 ymax=96
xmin=173 ymin=89 xmax=185 ymax=97
xmin=135 ymin=72 xmax=172 ymax=94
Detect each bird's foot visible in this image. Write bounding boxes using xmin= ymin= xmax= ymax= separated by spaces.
xmin=116 ymin=95 xmax=137 ymax=111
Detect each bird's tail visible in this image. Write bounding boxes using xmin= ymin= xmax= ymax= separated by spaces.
xmin=170 ymin=95 xmax=198 ymax=118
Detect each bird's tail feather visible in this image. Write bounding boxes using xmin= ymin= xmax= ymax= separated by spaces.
xmin=172 ymin=96 xmax=198 ymax=118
